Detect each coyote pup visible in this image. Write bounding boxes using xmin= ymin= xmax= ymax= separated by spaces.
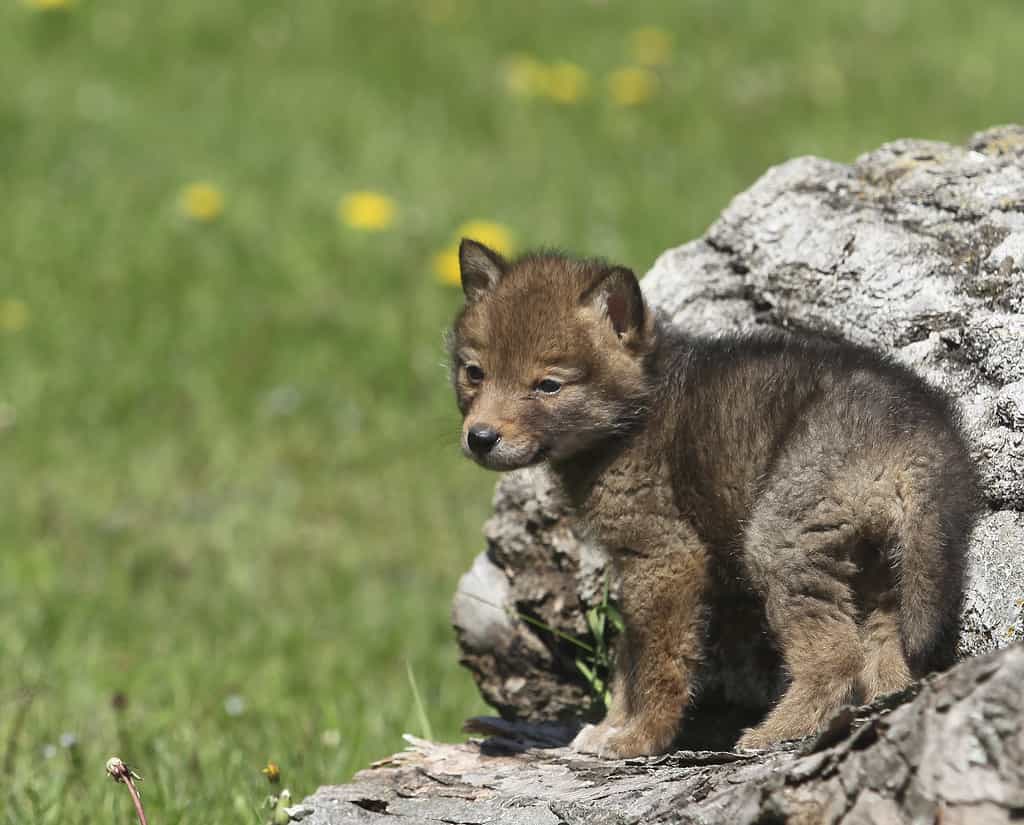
xmin=449 ymin=239 xmax=979 ymax=756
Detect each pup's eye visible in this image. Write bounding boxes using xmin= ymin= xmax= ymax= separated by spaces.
xmin=536 ymin=379 xmax=562 ymax=394
xmin=465 ymin=364 xmax=485 ymax=384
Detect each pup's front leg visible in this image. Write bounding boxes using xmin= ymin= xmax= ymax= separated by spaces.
xmin=572 ymin=545 xmax=708 ymax=758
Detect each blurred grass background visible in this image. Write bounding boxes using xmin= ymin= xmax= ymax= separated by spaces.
xmin=0 ymin=0 xmax=1021 ymax=821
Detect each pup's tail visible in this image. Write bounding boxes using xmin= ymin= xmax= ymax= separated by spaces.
xmin=895 ymin=461 xmax=978 ymax=673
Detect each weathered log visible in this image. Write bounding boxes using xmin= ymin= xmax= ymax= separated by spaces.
xmin=300 ymin=644 xmax=1024 ymax=824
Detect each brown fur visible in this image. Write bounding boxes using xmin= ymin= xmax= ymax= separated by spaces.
xmin=449 ymin=240 xmax=980 ymax=756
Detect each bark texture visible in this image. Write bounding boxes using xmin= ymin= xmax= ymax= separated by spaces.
xmin=300 ymin=645 xmax=1024 ymax=824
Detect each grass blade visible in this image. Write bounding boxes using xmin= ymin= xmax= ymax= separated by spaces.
xmin=405 ymin=662 xmax=435 ymax=742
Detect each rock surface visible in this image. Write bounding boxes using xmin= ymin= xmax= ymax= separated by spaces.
xmin=453 ymin=124 xmax=1024 ymax=722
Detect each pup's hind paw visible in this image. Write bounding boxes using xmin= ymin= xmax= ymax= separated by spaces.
xmin=737 ymin=717 xmax=812 ymax=751
xmin=735 ymin=728 xmax=774 ymax=751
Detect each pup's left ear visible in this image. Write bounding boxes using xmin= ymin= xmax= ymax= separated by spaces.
xmin=582 ymin=266 xmax=651 ymax=350
xmin=459 ymin=238 xmax=508 ymax=302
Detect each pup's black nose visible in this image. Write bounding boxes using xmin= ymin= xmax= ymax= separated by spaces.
xmin=467 ymin=425 xmax=500 ymax=455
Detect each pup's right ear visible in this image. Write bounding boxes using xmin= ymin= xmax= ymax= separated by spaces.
xmin=459 ymin=238 xmax=507 ymax=301
xmin=581 ymin=265 xmax=649 ymax=350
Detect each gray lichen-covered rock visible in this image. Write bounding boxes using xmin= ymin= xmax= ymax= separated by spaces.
xmin=453 ymin=125 xmax=1024 ymax=722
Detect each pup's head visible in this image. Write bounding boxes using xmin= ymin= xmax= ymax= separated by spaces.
xmin=448 ymin=238 xmax=656 ymax=471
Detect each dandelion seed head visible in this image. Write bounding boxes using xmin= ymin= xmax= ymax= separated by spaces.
xmin=224 ymin=694 xmax=246 ymax=716
xmin=320 ymin=728 xmax=343 ymax=747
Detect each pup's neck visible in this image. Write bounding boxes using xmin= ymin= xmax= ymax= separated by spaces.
xmin=545 ymin=322 xmax=683 ymax=506
xmin=548 ymin=443 xmax=619 ymax=510
xmin=546 ymin=408 xmax=653 ymax=509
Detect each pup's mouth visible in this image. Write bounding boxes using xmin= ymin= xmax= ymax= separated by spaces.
xmin=464 ymin=441 xmax=548 ymax=471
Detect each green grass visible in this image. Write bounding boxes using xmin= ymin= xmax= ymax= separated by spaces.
xmin=0 ymin=0 xmax=1021 ymax=821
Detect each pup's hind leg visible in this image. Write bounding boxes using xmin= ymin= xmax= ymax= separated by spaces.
xmin=738 ymin=492 xmax=866 ymax=750
xmin=859 ymin=603 xmax=912 ymax=701
xmin=736 ymin=607 xmax=864 ymax=749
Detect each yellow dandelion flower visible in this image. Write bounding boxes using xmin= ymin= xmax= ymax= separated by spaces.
xmin=179 ymin=182 xmax=225 ymax=222
xmin=502 ymin=54 xmax=549 ymax=98
xmin=0 ymin=299 xmax=30 ymax=333
xmin=456 ymin=220 xmax=514 ymax=256
xmin=629 ymin=26 xmax=673 ymax=67
xmin=608 ymin=66 xmax=658 ymax=107
xmin=338 ymin=191 xmax=396 ymax=232
xmin=432 ymin=247 xmax=462 ymax=286
xmin=262 ymin=762 xmax=281 ymax=784
xmin=23 ymin=0 xmax=74 ymax=10
xmin=543 ymin=62 xmax=589 ymax=105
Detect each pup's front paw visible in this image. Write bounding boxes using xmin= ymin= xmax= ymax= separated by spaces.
xmin=571 ymin=723 xmax=620 ymax=756
xmin=570 ymin=722 xmax=663 ymax=759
